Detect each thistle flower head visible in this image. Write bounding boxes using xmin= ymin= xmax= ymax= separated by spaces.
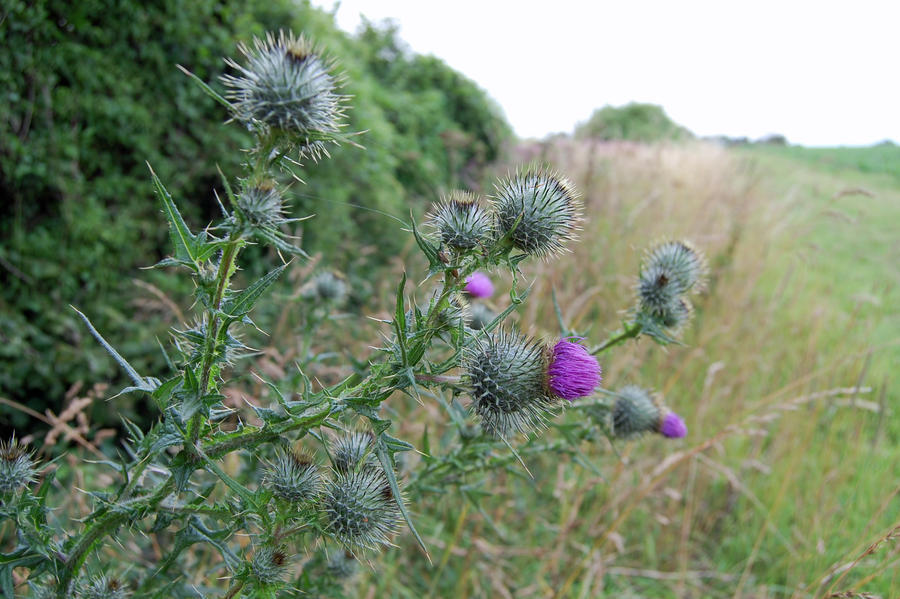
xmin=0 ymin=437 xmax=36 ymax=493
xmin=660 ymin=410 xmax=688 ymax=438
xmin=644 ymin=240 xmax=706 ymax=295
xmin=251 ymin=545 xmax=289 ymax=584
xmin=611 ymin=385 xmax=661 ymax=439
xmin=547 ymin=339 xmax=601 ymax=401
xmin=331 ymin=431 xmax=376 ymax=474
xmin=301 ymin=270 xmax=348 ymax=305
xmin=326 ymin=549 xmax=358 ymax=579
xmin=222 ymin=31 xmax=346 ymax=151
xmin=173 ymin=318 xmax=248 ymax=365
xmin=464 ymin=329 xmax=557 ymax=437
xmin=265 ymin=450 xmax=322 ymax=503
xmin=78 ymin=576 xmax=129 ymax=599
xmin=492 ymin=167 xmax=581 ymax=258
xmin=235 ymin=178 xmax=289 ymax=229
xmin=322 ymin=467 xmax=401 ymax=550
xmin=28 ymin=583 xmax=55 ymax=599
xmin=467 ymin=302 xmax=496 ymax=331
xmin=428 ymin=190 xmax=492 ymax=250
xmin=464 ymin=271 xmax=494 ymax=298
xmin=433 ymin=290 xmax=470 ymax=331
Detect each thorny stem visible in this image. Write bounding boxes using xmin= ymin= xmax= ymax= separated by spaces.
xmin=590 ymin=321 xmax=642 ymax=355
xmin=56 ymin=478 xmax=175 ymax=597
xmin=223 ymin=579 xmax=245 ymax=599
xmin=190 ymin=235 xmax=241 ymax=447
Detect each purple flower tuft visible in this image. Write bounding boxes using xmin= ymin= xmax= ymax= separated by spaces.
xmin=660 ymin=411 xmax=687 ymax=438
xmin=465 ymin=272 xmax=494 ymax=298
xmin=547 ymin=339 xmax=601 ymax=400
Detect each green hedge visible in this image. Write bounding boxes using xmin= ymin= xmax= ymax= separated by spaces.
xmin=574 ymin=102 xmax=691 ymax=142
xmin=0 ymin=1 xmax=511 ymax=430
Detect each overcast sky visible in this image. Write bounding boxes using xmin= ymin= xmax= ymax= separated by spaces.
xmin=311 ymin=0 xmax=899 ymax=146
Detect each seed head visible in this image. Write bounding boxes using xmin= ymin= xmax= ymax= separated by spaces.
xmin=78 ymin=576 xmax=129 ymax=599
xmin=429 ymin=191 xmax=493 ymax=250
xmin=464 ymin=271 xmax=494 ymax=298
xmin=222 ymin=31 xmax=346 ymax=151
xmin=301 ymin=270 xmax=348 ymax=305
xmin=644 ymin=240 xmax=706 ymax=295
xmin=660 ymin=410 xmax=688 ymax=438
xmin=331 ymin=431 xmax=376 ymax=474
xmin=251 ymin=546 xmax=290 ymax=584
xmin=265 ymin=450 xmax=321 ymax=503
xmin=611 ymin=385 xmax=661 ymax=439
xmin=464 ymin=329 xmax=557 ymax=437
xmin=0 ymin=437 xmax=36 ymax=493
xmin=235 ymin=179 xmax=288 ymax=229
xmin=492 ymin=168 xmax=581 ymax=258
xmin=322 ymin=468 xmax=401 ymax=550
xmin=547 ymin=339 xmax=601 ymax=401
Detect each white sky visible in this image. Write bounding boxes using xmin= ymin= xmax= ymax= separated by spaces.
xmin=312 ymin=0 xmax=899 ymax=146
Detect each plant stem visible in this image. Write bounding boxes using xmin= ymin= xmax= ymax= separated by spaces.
xmin=590 ymin=322 xmax=642 ymax=355
xmin=223 ymin=579 xmax=245 ymax=599
xmin=56 ymin=478 xmax=175 ymax=597
xmin=190 ymin=236 xmax=241 ymax=447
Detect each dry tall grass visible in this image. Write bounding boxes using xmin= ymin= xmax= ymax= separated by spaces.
xmin=364 ymin=139 xmax=898 ymax=598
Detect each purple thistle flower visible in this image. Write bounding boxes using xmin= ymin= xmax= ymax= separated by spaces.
xmin=660 ymin=411 xmax=687 ymax=438
xmin=547 ymin=339 xmax=601 ymax=401
xmin=465 ymin=272 xmax=494 ymax=298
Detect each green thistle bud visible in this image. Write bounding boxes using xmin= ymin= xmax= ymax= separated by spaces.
xmin=467 ymin=302 xmax=496 ymax=331
xmin=492 ymin=167 xmax=581 ymax=258
xmin=643 ymin=240 xmax=706 ymax=295
xmin=301 ymin=270 xmax=348 ymax=305
xmin=28 ymin=583 xmax=55 ymax=599
xmin=251 ymin=545 xmax=290 ymax=584
xmin=235 ymin=179 xmax=289 ymax=229
xmin=78 ymin=576 xmax=129 ymax=599
xmin=331 ymin=432 xmax=376 ymax=474
xmin=464 ymin=329 xmax=557 ymax=437
xmin=0 ymin=437 xmax=36 ymax=493
xmin=172 ymin=318 xmax=247 ymax=365
xmin=266 ymin=450 xmax=321 ymax=503
xmin=322 ymin=468 xmax=401 ymax=550
xmin=611 ymin=385 xmax=662 ymax=439
xmin=428 ymin=190 xmax=493 ymax=250
xmin=326 ymin=549 xmax=358 ymax=579
xmin=433 ymin=290 xmax=470 ymax=331
xmin=222 ymin=31 xmax=346 ymax=154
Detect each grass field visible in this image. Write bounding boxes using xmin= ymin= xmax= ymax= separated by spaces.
xmin=358 ymin=141 xmax=900 ymax=598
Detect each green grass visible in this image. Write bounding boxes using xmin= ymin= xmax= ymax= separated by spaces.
xmin=360 ymin=141 xmax=900 ymax=598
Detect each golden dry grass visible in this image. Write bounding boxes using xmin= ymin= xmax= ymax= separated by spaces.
xmin=361 ymin=139 xmax=899 ymax=598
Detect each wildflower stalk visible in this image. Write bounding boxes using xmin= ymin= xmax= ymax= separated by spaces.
xmin=590 ymin=321 xmax=642 ymax=355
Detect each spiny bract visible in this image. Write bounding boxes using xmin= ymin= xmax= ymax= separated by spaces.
xmin=428 ymin=190 xmax=493 ymax=250
xmin=266 ymin=450 xmax=322 ymax=503
xmin=251 ymin=545 xmax=289 ymax=584
xmin=222 ymin=31 xmax=345 ymax=150
xmin=492 ymin=168 xmax=581 ymax=257
xmin=322 ymin=468 xmax=401 ymax=550
xmin=465 ymin=329 xmax=557 ymax=437
xmin=0 ymin=437 xmax=36 ymax=493
xmin=611 ymin=385 xmax=662 ymax=439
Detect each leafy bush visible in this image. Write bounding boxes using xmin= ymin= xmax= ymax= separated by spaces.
xmin=574 ymin=102 xmax=692 ymax=142
xmin=0 ymin=1 xmax=510 ymax=430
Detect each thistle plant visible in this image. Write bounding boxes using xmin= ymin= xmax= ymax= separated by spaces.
xmin=0 ymin=29 xmax=706 ymax=598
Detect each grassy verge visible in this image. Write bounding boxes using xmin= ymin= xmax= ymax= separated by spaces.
xmin=365 ymin=140 xmax=900 ymax=597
